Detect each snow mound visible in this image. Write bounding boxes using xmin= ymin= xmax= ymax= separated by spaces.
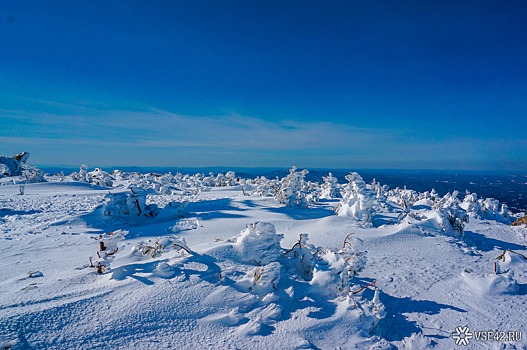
xmin=232 ymin=222 xmax=283 ymax=265
xmin=461 ymin=270 xmax=519 ymax=295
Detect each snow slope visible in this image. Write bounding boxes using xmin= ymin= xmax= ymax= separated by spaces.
xmin=1 ymin=172 xmax=526 ymax=349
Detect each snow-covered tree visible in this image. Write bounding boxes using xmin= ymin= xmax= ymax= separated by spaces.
xmin=434 ymin=191 xmax=469 ymax=235
xmin=79 ymin=164 xmax=88 ymax=183
xmin=251 ymin=176 xmax=277 ymax=197
xmin=274 ymin=166 xmax=312 ymax=207
xmin=336 ymin=172 xmax=378 ymax=222
xmin=319 ymin=172 xmax=341 ymax=199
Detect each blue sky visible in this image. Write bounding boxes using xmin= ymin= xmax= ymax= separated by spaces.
xmin=1 ymin=1 xmax=526 ymax=170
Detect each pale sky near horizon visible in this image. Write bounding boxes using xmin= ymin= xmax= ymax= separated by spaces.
xmin=1 ymin=1 xmax=526 ymax=170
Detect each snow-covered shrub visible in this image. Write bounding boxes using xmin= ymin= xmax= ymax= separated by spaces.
xmin=274 ymin=166 xmax=313 ymax=207
xmin=494 ymin=249 xmax=527 ymax=275
xmin=370 ymin=179 xmax=389 ymax=204
xmin=233 ymin=222 xmax=283 ymax=266
xmin=129 ymin=236 xmax=191 ymax=259
xmin=461 ymin=192 xmax=511 ymax=222
xmin=336 ymin=172 xmax=378 ymax=222
xmin=156 ymin=173 xmax=176 ymax=194
xmin=90 ymin=230 xmax=128 ymax=273
xmin=225 ymin=171 xmax=238 ymax=186
xmin=87 ymin=167 xmax=113 ymax=187
xmin=102 ymin=188 xmax=159 ymax=218
xmin=443 ymin=203 xmax=469 ymax=235
xmin=214 ymin=173 xmax=227 ymax=187
xmin=79 ymin=164 xmax=88 ymax=182
xmin=247 ymin=261 xmax=281 ymax=294
xmin=435 ymin=192 xmax=469 ymax=235
xmin=282 ymin=233 xmax=369 ymax=298
xmin=70 ymin=164 xmax=87 ymax=182
xmin=250 ymin=176 xmax=278 ymax=197
xmin=22 ymin=165 xmax=46 ymax=183
xmin=309 ymin=234 xmax=367 ymax=298
xmin=283 ymin=233 xmax=317 ymax=280
xmin=201 ymin=172 xmax=216 ymax=187
xmin=461 ymin=192 xmax=480 ymax=214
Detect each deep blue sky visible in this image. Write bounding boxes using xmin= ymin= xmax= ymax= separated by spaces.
xmin=1 ymin=1 xmax=526 ymax=169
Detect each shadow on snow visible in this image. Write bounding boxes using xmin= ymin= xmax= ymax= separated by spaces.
xmin=262 ymin=205 xmax=335 ymax=221
xmin=375 ymin=291 xmax=466 ymax=342
xmin=463 ymin=231 xmax=526 ymax=252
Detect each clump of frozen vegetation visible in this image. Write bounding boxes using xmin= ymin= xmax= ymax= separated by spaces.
xmin=86 ymin=167 xmax=113 ymax=187
xmin=102 ymin=188 xmax=160 ymax=218
xmin=70 ymin=164 xmax=89 ymax=182
xmin=274 ymin=166 xmax=316 ymax=207
xmin=86 ymin=230 xmax=192 ymax=274
xmin=461 ymin=192 xmax=511 ymax=223
xmin=319 ymin=172 xmax=341 ymax=199
xmin=21 ymin=165 xmax=45 ymax=183
xmin=233 ymin=222 xmax=283 ymax=265
xmin=207 ymin=223 xmax=385 ymax=336
xmin=249 ymin=176 xmax=279 ymax=197
xmin=433 ymin=191 xmax=470 ymax=235
xmin=284 ymin=233 xmax=370 ymax=300
xmin=336 ymin=172 xmax=379 ymax=222
xmin=88 ymin=229 xmax=129 ymax=273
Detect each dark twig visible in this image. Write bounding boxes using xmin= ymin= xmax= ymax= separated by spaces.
xmin=342 ymin=233 xmax=354 ymax=249
xmin=172 ymin=243 xmax=191 ymax=254
xmin=351 ymin=280 xmax=377 ymax=295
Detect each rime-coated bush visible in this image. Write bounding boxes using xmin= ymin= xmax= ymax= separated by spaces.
xmin=319 ymin=172 xmax=341 ymax=199
xmin=103 ymin=188 xmax=159 ymax=218
xmin=87 ymin=167 xmax=114 ymax=187
xmin=274 ymin=166 xmax=314 ymax=208
xmin=233 ymin=222 xmax=283 ymax=266
xmin=462 ymin=192 xmax=511 ymax=223
xmin=336 ymin=172 xmax=378 ymax=221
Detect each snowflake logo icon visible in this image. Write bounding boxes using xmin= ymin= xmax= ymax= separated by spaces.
xmin=452 ymin=326 xmax=473 ymax=346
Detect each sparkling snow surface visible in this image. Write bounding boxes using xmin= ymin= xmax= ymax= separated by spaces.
xmin=1 ymin=174 xmax=526 ymax=350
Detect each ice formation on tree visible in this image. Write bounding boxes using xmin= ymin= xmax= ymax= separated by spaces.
xmin=274 ymin=166 xmax=314 ymax=207
xmin=319 ymin=172 xmax=341 ymax=199
xmin=433 ymin=191 xmax=469 ymax=234
xmin=336 ymin=172 xmax=378 ymax=221
xmin=250 ymin=176 xmax=278 ymax=197
xmin=0 ymin=151 xmax=45 ymax=183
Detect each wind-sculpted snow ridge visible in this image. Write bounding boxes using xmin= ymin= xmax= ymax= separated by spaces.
xmin=1 ymin=165 xmax=527 ymax=349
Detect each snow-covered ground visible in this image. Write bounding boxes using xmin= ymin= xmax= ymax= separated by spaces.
xmin=1 ymin=169 xmax=526 ymax=349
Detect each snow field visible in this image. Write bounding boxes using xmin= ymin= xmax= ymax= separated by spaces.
xmin=1 ymin=168 xmax=527 ymax=349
